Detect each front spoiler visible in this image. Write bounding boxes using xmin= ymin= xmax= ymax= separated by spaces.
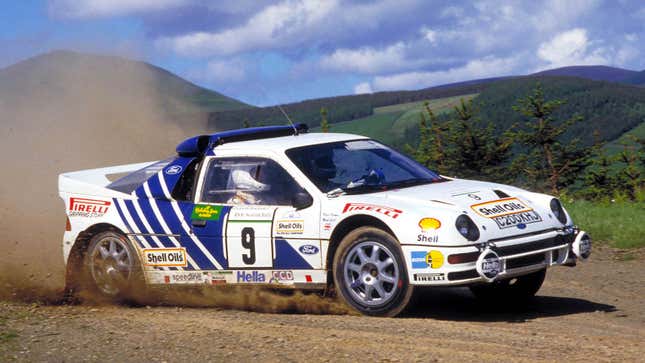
xmin=403 ymin=228 xmax=590 ymax=286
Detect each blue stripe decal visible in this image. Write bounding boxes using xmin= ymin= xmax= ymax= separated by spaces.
xmin=113 ymin=198 xmax=133 ymax=233
xmin=274 ymin=239 xmax=314 ymax=269
xmin=137 ymin=198 xmax=165 ymax=235
xmin=147 ymin=174 xmax=166 ymax=200
xmin=123 ymin=200 xmax=157 ymax=247
xmin=135 ymin=186 xmax=147 ymax=199
xmin=155 ymin=200 xmax=216 ymax=270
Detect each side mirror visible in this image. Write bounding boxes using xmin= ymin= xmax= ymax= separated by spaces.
xmin=292 ymin=191 xmax=313 ymax=210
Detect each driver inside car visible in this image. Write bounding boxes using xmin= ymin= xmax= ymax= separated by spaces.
xmin=226 ymin=168 xmax=269 ymax=205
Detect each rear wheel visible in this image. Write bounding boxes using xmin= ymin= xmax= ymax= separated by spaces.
xmin=83 ymin=231 xmax=142 ymax=300
xmin=469 ymin=268 xmax=546 ymax=302
xmin=333 ymin=227 xmax=413 ymax=317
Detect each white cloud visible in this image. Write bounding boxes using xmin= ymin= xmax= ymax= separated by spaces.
xmin=353 ymin=82 xmax=373 ymax=94
xmin=531 ymin=0 xmax=600 ymax=32
xmin=319 ymin=43 xmax=427 ymax=74
xmin=537 ymin=28 xmax=607 ymax=67
xmin=420 ymin=27 xmax=437 ymax=45
xmin=369 ymin=56 xmax=519 ymax=91
xmin=204 ymin=59 xmax=247 ymax=83
xmin=49 ymin=0 xmax=188 ymax=18
xmin=157 ymin=0 xmax=338 ymax=56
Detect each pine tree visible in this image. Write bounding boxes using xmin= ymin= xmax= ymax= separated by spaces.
xmin=511 ymin=83 xmax=589 ymax=194
xmin=447 ymin=98 xmax=513 ymax=181
xmin=242 ymin=118 xmax=250 ymax=128
xmin=407 ymin=101 xmax=450 ymax=174
xmin=320 ymin=107 xmax=330 ymax=132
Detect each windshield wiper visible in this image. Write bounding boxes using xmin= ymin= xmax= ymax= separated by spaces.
xmin=383 ymin=178 xmax=437 ymax=189
xmin=326 ymin=183 xmax=387 ymax=197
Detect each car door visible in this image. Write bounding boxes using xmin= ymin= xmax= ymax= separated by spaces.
xmin=193 ymin=156 xmax=318 ymax=276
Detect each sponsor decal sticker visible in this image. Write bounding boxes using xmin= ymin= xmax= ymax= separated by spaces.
xmin=417 ymin=218 xmax=441 ymax=243
xmin=419 ymin=218 xmax=441 ymax=231
xmin=476 ymin=250 xmax=503 ymax=282
xmin=271 ymin=270 xmax=294 ymax=282
xmin=143 ymin=248 xmax=187 ymax=267
xmin=237 ymin=271 xmax=266 ymax=283
xmin=230 ymin=207 xmax=273 ymax=219
xmin=410 ymin=250 xmax=444 ymax=269
xmin=413 ymin=273 xmax=445 ymax=282
xmin=276 ymin=220 xmax=304 ymax=234
xmin=68 ymin=197 xmax=111 ymax=218
xmin=202 ymin=272 xmax=227 ymax=285
xmin=342 ymin=203 xmax=402 ymax=219
xmin=170 ymin=272 xmax=203 ymax=283
xmin=417 ymin=234 xmax=439 ymax=243
xmin=299 ymin=244 xmax=319 ymax=255
xmin=471 ymin=197 xmax=542 ymax=229
xmin=191 ymin=204 xmax=223 ymax=221
xmin=165 ymin=165 xmax=182 ymax=175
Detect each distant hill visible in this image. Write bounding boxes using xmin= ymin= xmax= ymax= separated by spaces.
xmin=474 ymin=76 xmax=645 ymax=146
xmin=532 ymin=65 xmax=639 ymax=83
xmin=0 ymin=50 xmax=251 ymax=116
xmin=622 ymin=70 xmax=645 ymax=86
xmin=207 ymin=82 xmax=490 ymax=131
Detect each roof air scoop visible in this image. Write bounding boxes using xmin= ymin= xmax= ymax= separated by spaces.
xmin=175 ymin=123 xmax=308 ymax=157
xmin=176 ymin=135 xmax=210 ymax=157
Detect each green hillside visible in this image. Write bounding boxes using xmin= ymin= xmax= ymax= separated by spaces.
xmin=207 ymin=83 xmax=488 ymax=131
xmin=311 ymin=94 xmax=477 ymax=147
xmin=474 ymin=76 xmax=645 ymax=146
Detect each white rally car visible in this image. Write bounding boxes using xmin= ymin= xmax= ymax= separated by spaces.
xmin=59 ymin=124 xmax=591 ymax=316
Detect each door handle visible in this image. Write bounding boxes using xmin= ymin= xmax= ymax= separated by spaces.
xmin=191 ymin=219 xmax=207 ymax=227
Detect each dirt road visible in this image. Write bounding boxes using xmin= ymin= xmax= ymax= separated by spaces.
xmin=1 ymin=246 xmax=644 ymax=362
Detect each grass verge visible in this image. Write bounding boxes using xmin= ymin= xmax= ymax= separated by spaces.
xmin=564 ymin=200 xmax=645 ymax=248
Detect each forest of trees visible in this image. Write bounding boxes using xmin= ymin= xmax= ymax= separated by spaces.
xmin=408 ymin=83 xmax=644 ymax=201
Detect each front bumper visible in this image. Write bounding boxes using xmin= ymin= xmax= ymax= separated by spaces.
xmin=402 ymin=228 xmax=589 ymax=286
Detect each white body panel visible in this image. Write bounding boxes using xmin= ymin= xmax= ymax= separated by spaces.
xmin=59 ymin=132 xmax=581 ymax=289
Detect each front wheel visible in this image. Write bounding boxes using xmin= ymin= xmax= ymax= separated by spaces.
xmin=469 ymin=268 xmax=546 ymax=302
xmin=83 ymin=231 xmax=143 ymax=300
xmin=333 ymin=227 xmax=413 ymax=317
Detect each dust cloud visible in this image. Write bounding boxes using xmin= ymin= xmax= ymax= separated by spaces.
xmin=0 ymin=51 xmax=204 ymax=293
xmin=0 ymin=51 xmax=344 ymax=315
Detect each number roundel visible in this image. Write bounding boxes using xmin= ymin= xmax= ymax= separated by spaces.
xmin=241 ymin=227 xmax=256 ymax=265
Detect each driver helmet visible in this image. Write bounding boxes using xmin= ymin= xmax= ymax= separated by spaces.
xmin=230 ymin=168 xmax=269 ymax=191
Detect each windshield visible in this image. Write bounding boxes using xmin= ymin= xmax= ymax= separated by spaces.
xmin=286 ymin=139 xmax=443 ymax=194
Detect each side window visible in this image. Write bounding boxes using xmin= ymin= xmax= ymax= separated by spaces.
xmin=200 ymin=157 xmax=305 ymax=206
xmin=171 ymin=159 xmax=201 ymax=201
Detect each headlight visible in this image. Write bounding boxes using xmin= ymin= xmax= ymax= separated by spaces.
xmin=550 ymin=198 xmax=567 ymax=224
xmin=455 ymin=215 xmax=480 ymax=241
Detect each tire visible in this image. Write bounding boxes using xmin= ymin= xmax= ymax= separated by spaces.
xmin=469 ymin=268 xmax=546 ymax=302
xmin=82 ymin=231 xmax=143 ymax=301
xmin=333 ymin=227 xmax=413 ymax=317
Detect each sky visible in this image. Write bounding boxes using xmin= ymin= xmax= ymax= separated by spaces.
xmin=1 ymin=0 xmax=644 ymax=106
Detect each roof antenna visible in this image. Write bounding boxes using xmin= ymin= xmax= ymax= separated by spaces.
xmin=277 ymin=104 xmax=299 ymax=135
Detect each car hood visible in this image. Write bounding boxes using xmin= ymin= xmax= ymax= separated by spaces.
xmin=355 ymin=178 xmax=562 ymax=239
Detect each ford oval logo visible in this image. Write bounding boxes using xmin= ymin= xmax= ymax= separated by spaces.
xmin=517 ymin=223 xmax=527 ymax=230
xmin=299 ymin=245 xmax=319 ymax=255
xmin=165 ymin=165 xmax=182 ymax=175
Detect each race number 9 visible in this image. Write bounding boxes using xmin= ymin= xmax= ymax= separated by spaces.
xmin=241 ymin=227 xmax=256 ymax=264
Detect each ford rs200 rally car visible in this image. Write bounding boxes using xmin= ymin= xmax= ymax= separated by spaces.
xmin=59 ymin=124 xmax=592 ymax=316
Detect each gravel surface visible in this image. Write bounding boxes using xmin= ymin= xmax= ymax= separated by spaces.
xmin=1 ymin=246 xmax=644 ymax=362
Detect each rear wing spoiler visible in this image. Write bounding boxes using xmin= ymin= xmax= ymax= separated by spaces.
xmin=58 ymin=161 xmax=155 ymax=197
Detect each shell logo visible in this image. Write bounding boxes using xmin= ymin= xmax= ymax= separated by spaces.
xmin=418 ymin=218 xmax=441 ymax=231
